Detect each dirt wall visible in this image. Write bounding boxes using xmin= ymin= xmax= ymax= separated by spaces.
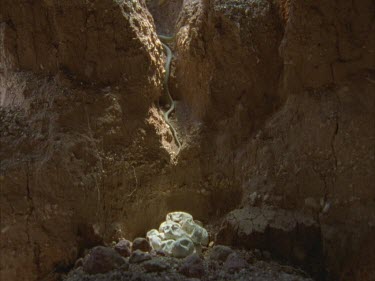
xmin=169 ymin=0 xmax=375 ymax=279
xmin=1 ymin=0 xmax=374 ymax=280
xmin=0 ymin=1 xmax=167 ymax=280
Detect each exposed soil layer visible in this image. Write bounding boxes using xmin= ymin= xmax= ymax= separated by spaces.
xmin=1 ymin=0 xmax=374 ymax=281
xmin=167 ymin=0 xmax=375 ymax=279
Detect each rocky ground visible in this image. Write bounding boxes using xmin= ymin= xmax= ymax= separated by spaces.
xmin=63 ymin=213 xmax=314 ymax=281
xmin=64 ymin=242 xmax=314 ymax=281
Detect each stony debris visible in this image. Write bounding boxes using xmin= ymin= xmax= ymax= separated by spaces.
xmin=129 ymin=250 xmax=152 ymax=264
xmin=114 ymin=239 xmax=132 ymax=257
xmin=65 ymin=212 xmax=316 ymax=280
xmin=132 ymin=238 xmax=151 ymax=253
xmin=82 ymin=246 xmax=126 ymax=274
xmin=216 ymin=206 xmax=325 ymax=277
xmin=208 ymin=245 xmax=234 ymax=262
xmin=65 ymin=244 xmax=314 ymax=281
xmin=179 ymin=254 xmax=205 ymax=278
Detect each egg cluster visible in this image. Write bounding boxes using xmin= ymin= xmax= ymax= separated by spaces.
xmin=146 ymin=212 xmax=209 ymax=258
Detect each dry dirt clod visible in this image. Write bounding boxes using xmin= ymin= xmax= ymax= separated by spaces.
xmin=132 ymin=237 xmax=152 ymax=252
xmin=114 ymin=239 xmax=132 ymax=257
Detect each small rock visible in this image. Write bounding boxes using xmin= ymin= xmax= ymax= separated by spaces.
xmin=179 ymin=254 xmax=205 ymax=278
xmin=114 ymin=239 xmax=132 ymax=257
xmin=82 ymin=246 xmax=126 ymax=274
xmin=224 ymin=253 xmax=248 ymax=273
xmin=209 ymin=245 xmax=234 ymax=262
xmin=132 ymin=237 xmax=151 ymax=252
xmin=143 ymin=259 xmax=169 ymax=272
xmin=129 ymin=250 xmax=152 ymax=264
